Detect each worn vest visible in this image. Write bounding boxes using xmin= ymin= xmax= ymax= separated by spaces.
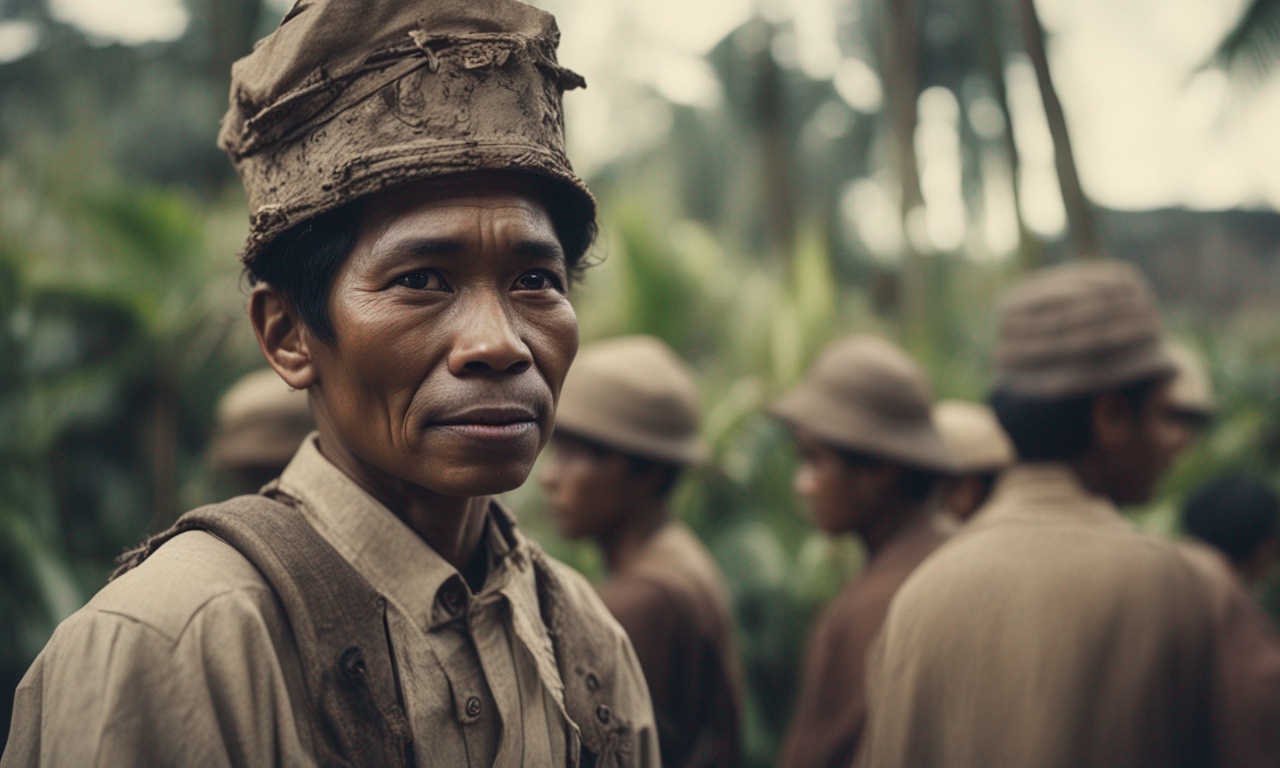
xmin=113 ymin=495 xmax=644 ymax=768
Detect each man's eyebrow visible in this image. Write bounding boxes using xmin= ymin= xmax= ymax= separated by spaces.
xmin=378 ymin=237 xmax=467 ymax=259
xmin=374 ymin=237 xmax=564 ymax=262
xmin=511 ymin=238 xmax=566 ymax=263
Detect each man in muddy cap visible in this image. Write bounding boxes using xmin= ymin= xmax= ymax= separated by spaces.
xmin=932 ymin=399 xmax=1015 ymax=522
xmin=771 ymin=335 xmax=956 ymax=768
xmin=857 ymin=262 xmax=1280 ymax=768
xmin=4 ymin=2 xmax=659 ymax=766
xmin=539 ymin=335 xmax=745 ymax=768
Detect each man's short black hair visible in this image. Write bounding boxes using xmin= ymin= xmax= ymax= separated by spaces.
xmin=244 ymin=179 xmax=597 ymax=344
xmin=989 ymin=376 xmax=1165 ymax=462
xmin=1182 ymin=475 xmax=1280 ymax=565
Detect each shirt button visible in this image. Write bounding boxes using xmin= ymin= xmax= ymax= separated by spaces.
xmin=595 ymin=704 xmax=611 ymax=724
xmin=440 ymin=582 xmax=466 ymax=616
xmin=465 ymin=696 xmax=483 ymax=719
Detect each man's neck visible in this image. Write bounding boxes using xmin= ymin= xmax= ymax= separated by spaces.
xmin=858 ymin=500 xmax=932 ymax=561
xmin=1066 ymin=454 xmax=1116 ymax=503
xmin=598 ymin=500 xmax=670 ymax=574
xmin=313 ymin=436 xmax=491 ymax=574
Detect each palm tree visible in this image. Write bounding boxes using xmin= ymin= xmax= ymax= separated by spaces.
xmin=1213 ymin=0 xmax=1280 ymax=81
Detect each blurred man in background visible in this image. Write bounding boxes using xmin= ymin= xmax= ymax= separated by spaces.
xmin=932 ymin=399 xmax=1015 ymax=522
xmin=1183 ymin=475 xmax=1280 ymax=587
xmin=771 ymin=335 xmax=956 ymax=768
xmin=858 ymin=262 xmax=1280 ymax=768
xmin=1167 ymin=341 xmax=1217 ymax=441
xmin=3 ymin=2 xmax=661 ymax=766
xmin=540 ymin=335 xmax=744 ymax=768
xmin=207 ymin=368 xmax=314 ymax=494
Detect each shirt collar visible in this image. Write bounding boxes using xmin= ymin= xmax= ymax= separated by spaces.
xmin=272 ymin=433 xmax=532 ymax=634
xmin=975 ymin=462 xmax=1130 ymax=529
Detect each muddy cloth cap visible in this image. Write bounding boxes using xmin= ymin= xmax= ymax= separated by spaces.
xmin=932 ymin=400 xmax=1015 ymax=474
xmin=771 ymin=335 xmax=957 ymax=473
xmin=218 ymin=0 xmax=594 ymax=262
xmin=1167 ymin=341 xmax=1216 ymax=416
xmin=554 ymin=336 xmax=709 ymax=466
xmin=994 ymin=261 xmax=1176 ymax=398
xmin=208 ymin=369 xmax=315 ymax=471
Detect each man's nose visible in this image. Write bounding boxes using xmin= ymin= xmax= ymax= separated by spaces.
xmin=448 ymin=292 xmax=534 ymax=376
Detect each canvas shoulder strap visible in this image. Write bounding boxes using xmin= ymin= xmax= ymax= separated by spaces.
xmin=113 ymin=494 xmax=412 ymax=768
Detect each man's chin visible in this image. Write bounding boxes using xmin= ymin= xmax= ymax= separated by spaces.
xmin=424 ymin=461 xmax=536 ymax=499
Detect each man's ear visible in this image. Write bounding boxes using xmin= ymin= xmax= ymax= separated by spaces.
xmin=1091 ymin=391 xmax=1133 ymax=451
xmin=250 ymin=285 xmax=317 ymax=390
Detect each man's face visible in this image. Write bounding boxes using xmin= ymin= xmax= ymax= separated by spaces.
xmin=1100 ymin=380 xmax=1184 ymax=505
xmin=308 ymin=175 xmax=578 ymax=499
xmin=792 ymin=428 xmax=884 ymax=536
xmin=539 ymin=433 xmax=640 ymax=540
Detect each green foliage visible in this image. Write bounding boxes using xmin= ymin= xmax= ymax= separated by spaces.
xmin=0 ymin=162 xmax=258 ymax=737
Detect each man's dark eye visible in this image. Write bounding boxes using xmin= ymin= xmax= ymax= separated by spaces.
xmin=396 ymin=271 xmax=449 ymax=291
xmin=514 ymin=270 xmax=562 ymax=291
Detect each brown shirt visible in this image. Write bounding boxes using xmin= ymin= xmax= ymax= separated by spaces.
xmin=857 ymin=464 xmax=1280 ymax=768
xmin=597 ymin=520 xmax=745 ymax=768
xmin=3 ymin=436 xmax=657 ymax=768
xmin=777 ymin=513 xmax=952 ymax=768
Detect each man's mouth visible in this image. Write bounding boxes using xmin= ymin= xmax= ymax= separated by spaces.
xmin=431 ymin=405 xmax=540 ymax=440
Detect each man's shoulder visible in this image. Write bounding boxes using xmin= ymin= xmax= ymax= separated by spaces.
xmin=87 ymin=529 xmax=279 ymax=643
xmin=895 ymin=505 xmax=1219 ymax=618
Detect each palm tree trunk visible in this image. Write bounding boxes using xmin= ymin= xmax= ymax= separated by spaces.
xmin=884 ymin=0 xmax=930 ymax=350
xmin=975 ymin=0 xmax=1039 ymax=268
xmin=1015 ymin=0 xmax=1100 ymax=259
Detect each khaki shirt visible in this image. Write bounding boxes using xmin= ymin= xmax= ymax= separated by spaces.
xmin=4 ymin=436 xmax=655 ymax=768
xmin=598 ymin=521 xmax=744 ymax=768
xmin=857 ymin=464 xmax=1280 ymax=768
xmin=777 ymin=514 xmax=951 ymax=768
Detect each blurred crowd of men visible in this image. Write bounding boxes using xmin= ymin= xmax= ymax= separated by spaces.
xmin=4 ymin=0 xmax=1280 ymax=765
xmin=184 ymin=257 xmax=1280 ymax=768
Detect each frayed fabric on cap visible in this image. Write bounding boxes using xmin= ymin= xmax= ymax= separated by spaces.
xmin=771 ymin=335 xmax=957 ymax=473
xmin=218 ymin=0 xmax=595 ymax=262
xmin=554 ymin=336 xmax=709 ymax=466
xmin=994 ymin=261 xmax=1176 ymax=398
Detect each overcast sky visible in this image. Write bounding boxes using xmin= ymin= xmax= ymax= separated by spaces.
xmin=7 ymin=0 xmax=1277 ymax=220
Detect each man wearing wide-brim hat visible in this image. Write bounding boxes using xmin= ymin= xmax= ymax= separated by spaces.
xmin=207 ymin=368 xmax=316 ymax=494
xmin=540 ymin=335 xmax=745 ymax=768
xmin=857 ymin=262 xmax=1280 ymax=768
xmin=932 ymin=399 xmax=1015 ymax=522
xmin=3 ymin=2 xmax=659 ymax=766
xmin=771 ymin=334 xmax=956 ymax=768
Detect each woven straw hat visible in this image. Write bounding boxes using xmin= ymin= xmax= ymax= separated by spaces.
xmin=932 ymin=400 xmax=1015 ymax=474
xmin=994 ymin=261 xmax=1176 ymax=398
xmin=208 ymin=369 xmax=314 ymax=470
xmin=554 ymin=336 xmax=709 ymax=466
xmin=771 ymin=335 xmax=956 ymax=472
xmin=219 ymin=0 xmax=594 ymax=262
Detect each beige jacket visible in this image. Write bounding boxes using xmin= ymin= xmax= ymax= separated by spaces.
xmin=3 ymin=437 xmax=658 ymax=768
xmin=598 ymin=520 xmax=745 ymax=768
xmin=857 ymin=464 xmax=1280 ymax=768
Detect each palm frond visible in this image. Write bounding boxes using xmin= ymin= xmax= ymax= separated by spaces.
xmin=1214 ymin=0 xmax=1280 ymax=83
